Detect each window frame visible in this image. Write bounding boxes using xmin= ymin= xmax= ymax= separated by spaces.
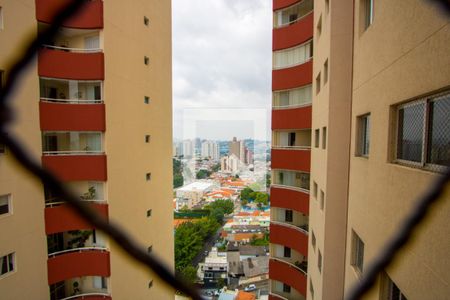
xmin=393 ymin=91 xmax=449 ymax=172
xmin=356 ymin=113 xmax=371 ymax=157
xmin=0 ymin=253 xmax=15 ymax=277
xmin=351 ymin=230 xmax=364 ymax=276
xmin=0 ymin=194 xmax=12 ymax=217
xmin=285 ymin=209 xmax=293 ymax=222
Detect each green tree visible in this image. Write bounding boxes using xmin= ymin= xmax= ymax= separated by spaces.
xmin=173 ymin=159 xmax=184 ymax=188
xmin=208 ymin=199 xmax=234 ymax=215
xmin=210 ymin=207 xmax=225 ymax=223
xmin=196 ymin=169 xmax=212 ymax=179
xmin=255 ymin=193 xmax=269 ymax=206
xmin=180 ymin=265 xmax=198 ymax=283
xmin=240 ymin=187 xmax=254 ymax=201
xmin=212 ymin=163 xmax=221 ymax=172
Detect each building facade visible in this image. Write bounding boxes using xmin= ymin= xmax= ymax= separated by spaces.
xmin=0 ymin=1 xmax=174 ymax=299
xmin=201 ymin=140 xmax=220 ymax=161
xmin=270 ymin=0 xmax=450 ymax=299
xmin=269 ymin=0 xmax=314 ymax=299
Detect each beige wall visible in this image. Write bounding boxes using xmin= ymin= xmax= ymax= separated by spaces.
xmin=309 ymin=0 xmax=354 ymax=299
xmin=103 ymin=0 xmax=174 ymax=299
xmin=0 ymin=0 xmax=49 ymax=299
xmin=345 ymin=1 xmax=450 ymax=299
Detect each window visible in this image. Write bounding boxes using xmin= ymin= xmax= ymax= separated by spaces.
xmin=351 ymin=231 xmax=364 ymax=275
xmin=144 ymin=96 xmax=150 ymax=104
xmin=148 ymin=245 xmax=153 ymax=253
xmin=146 ymin=173 xmax=152 ymax=181
xmin=318 ymin=250 xmax=322 ymax=273
xmin=320 ymin=190 xmax=325 ymax=210
xmin=148 ymin=280 xmax=153 ymax=288
xmin=357 ymin=114 xmax=370 ymax=156
xmin=273 ymin=40 xmax=312 ymax=69
xmin=315 ymin=129 xmax=320 ymax=148
xmin=285 ymin=209 xmax=293 ymax=222
xmin=144 ymin=16 xmax=149 ymax=26
xmin=274 ymin=0 xmax=313 ymax=28
xmin=0 ymin=194 xmax=11 ymax=216
xmin=322 ymin=127 xmax=327 ymax=149
xmin=283 ymin=247 xmax=291 ymax=258
xmin=395 ymin=91 xmax=450 ymax=171
xmin=144 ymin=56 xmax=150 ymax=65
xmin=273 ymin=85 xmax=312 ymax=108
xmin=273 ymin=170 xmax=310 ymax=190
xmin=316 ymin=73 xmax=321 ymax=94
xmin=0 ymin=6 xmax=3 ymax=30
xmin=362 ymin=0 xmax=374 ymax=30
xmin=0 ymin=253 xmax=15 ymax=276
xmin=381 ymin=272 xmax=408 ymax=300
xmin=325 ymin=0 xmax=330 ymax=14
xmin=283 ymin=283 xmax=291 ymax=293
xmin=313 ymin=181 xmax=318 ymax=198
xmin=145 ymin=135 xmax=151 ymax=143
xmin=324 ymin=59 xmax=329 ymax=84
xmin=311 ymin=230 xmax=316 ymax=250
xmin=146 ymin=209 xmax=152 ymax=217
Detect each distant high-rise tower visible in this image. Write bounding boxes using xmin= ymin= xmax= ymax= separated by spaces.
xmin=201 ymin=141 xmax=220 ymax=161
xmin=0 ymin=1 xmax=174 ymax=299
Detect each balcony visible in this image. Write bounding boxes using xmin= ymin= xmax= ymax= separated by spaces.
xmin=273 ymin=85 xmax=312 ymax=109
xmin=40 ymin=78 xmax=103 ymax=103
xmin=273 ymin=59 xmax=313 ymax=91
xmin=271 ymin=208 xmax=308 ymax=232
xmin=36 ymin=0 xmax=103 ymax=29
xmin=269 ymin=259 xmax=307 ymax=298
xmin=270 ymin=222 xmax=308 ymax=256
xmin=47 ymin=229 xmax=107 ymax=257
xmin=45 ymin=181 xmax=105 ymax=206
xmin=41 ymin=132 xmax=107 ymax=181
xmin=271 ymin=186 xmax=309 ymax=215
xmin=272 ymin=148 xmax=311 ymax=172
xmin=45 ymin=203 xmax=108 ymax=235
xmin=272 ymin=170 xmax=310 ymax=192
xmin=272 ymin=105 xmax=312 ymax=130
xmin=273 ymin=0 xmax=313 ymax=50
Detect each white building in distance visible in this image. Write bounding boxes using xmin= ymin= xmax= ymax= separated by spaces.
xmin=201 ymin=140 xmax=220 ymax=161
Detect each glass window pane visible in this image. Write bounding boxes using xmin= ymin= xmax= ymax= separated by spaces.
xmin=397 ymin=103 xmax=425 ymax=162
xmin=427 ymin=95 xmax=450 ymax=166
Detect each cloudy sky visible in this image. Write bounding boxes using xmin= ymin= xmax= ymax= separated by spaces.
xmin=172 ymin=0 xmax=272 ymax=141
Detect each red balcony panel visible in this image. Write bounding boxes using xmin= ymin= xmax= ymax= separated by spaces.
xmin=271 ymin=148 xmax=311 ymax=172
xmin=42 ymin=155 xmax=107 ymax=181
xmin=38 ymin=49 xmax=104 ymax=80
xmin=40 ymin=102 xmax=105 ymax=131
xmin=273 ymin=0 xmax=302 ymax=11
xmin=273 ymin=13 xmax=313 ymax=51
xmin=270 ymin=223 xmax=308 ymax=256
xmin=273 ymin=60 xmax=312 ymax=91
xmin=48 ymin=250 xmax=110 ymax=284
xmin=271 ymin=186 xmax=309 ymax=215
xmin=45 ymin=203 xmax=108 ymax=235
xmin=36 ymin=0 xmax=103 ymax=29
xmin=269 ymin=259 xmax=307 ymax=296
xmin=272 ymin=105 xmax=312 ymax=130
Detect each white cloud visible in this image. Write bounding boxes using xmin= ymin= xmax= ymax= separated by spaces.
xmin=172 ymin=0 xmax=272 ymax=139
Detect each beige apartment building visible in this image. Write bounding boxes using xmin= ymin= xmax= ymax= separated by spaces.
xmin=271 ymin=0 xmax=450 ymax=300
xmin=0 ymin=1 xmax=174 ymax=299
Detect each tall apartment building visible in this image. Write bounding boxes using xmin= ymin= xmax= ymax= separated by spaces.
xmin=269 ymin=0 xmax=313 ymax=299
xmin=0 ymin=1 xmax=174 ymax=299
xmin=201 ymin=140 xmax=220 ymax=161
xmin=270 ymin=0 xmax=450 ymax=299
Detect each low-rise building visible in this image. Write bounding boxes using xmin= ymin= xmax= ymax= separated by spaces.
xmin=175 ymin=181 xmax=216 ymax=209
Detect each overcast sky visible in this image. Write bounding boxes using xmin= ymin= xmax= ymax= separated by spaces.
xmin=172 ymin=0 xmax=272 ymax=141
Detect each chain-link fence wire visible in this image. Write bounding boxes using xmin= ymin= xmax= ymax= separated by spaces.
xmin=0 ymin=1 xmax=200 ymax=299
xmin=0 ymin=1 xmax=449 ymax=300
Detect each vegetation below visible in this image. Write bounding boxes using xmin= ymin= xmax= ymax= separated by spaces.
xmin=240 ymin=187 xmax=269 ymax=208
xmin=173 ymin=158 xmax=184 ymax=188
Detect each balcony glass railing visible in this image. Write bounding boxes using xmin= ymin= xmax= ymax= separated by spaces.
xmin=273 ymin=40 xmax=313 ymax=70
xmin=272 ymin=129 xmax=311 ymax=148
xmin=273 ymin=0 xmax=314 ymax=28
xmin=273 ymin=85 xmax=312 ymax=109
xmin=42 ymin=132 xmax=103 ymax=155
xmin=50 ymin=276 xmax=109 ymax=300
xmin=272 ymin=170 xmax=310 ymax=191
xmin=40 ymin=78 xmax=102 ymax=104
xmin=45 ymin=182 xmax=105 ymax=206
xmin=47 ymin=230 xmax=107 ymax=257
xmin=271 ymin=208 xmax=309 ymax=232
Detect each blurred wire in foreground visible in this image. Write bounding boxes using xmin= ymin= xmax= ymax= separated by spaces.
xmin=0 ymin=0 xmax=200 ymax=299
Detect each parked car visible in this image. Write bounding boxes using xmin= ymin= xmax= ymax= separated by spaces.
xmin=244 ymin=284 xmax=256 ymax=292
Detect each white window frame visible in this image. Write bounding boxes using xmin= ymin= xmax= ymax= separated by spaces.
xmin=273 ymin=39 xmax=313 ymax=70
xmin=0 ymin=253 xmax=15 ymax=277
xmin=357 ymin=114 xmax=371 ymax=157
xmin=0 ymin=194 xmax=11 ymax=217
